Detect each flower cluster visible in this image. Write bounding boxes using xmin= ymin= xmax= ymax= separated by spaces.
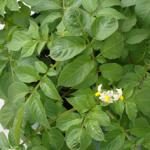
xmin=95 ymin=84 xmax=124 ymax=104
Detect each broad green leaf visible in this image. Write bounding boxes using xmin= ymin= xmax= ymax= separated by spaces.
xmin=101 ymin=131 xmax=125 ymax=150
xmin=67 ymin=94 xmax=96 ymax=113
xmin=101 ymin=32 xmax=124 ymax=59
xmin=120 ymin=14 xmax=137 ymax=32
xmin=34 ymin=61 xmax=47 ymax=73
xmin=135 ymin=0 xmax=150 ymax=25
xmin=12 ymin=104 xmax=25 ymax=145
xmin=28 ymin=20 xmax=40 ymax=39
xmin=41 ymin=12 xmax=62 ymax=26
xmin=126 ymin=29 xmax=149 ymax=44
xmin=26 ymin=93 xmax=49 ymax=128
xmin=85 ymin=120 xmax=105 ymax=141
xmin=44 ymin=100 xmax=65 ymax=120
xmin=40 ymin=76 xmax=61 ymax=101
xmin=100 ymin=63 xmax=123 ymax=83
xmin=92 ymin=17 xmax=118 ymax=41
xmin=6 ymin=0 xmax=19 ymax=11
xmin=130 ymin=118 xmax=150 ymax=137
xmin=97 ymin=8 xmax=126 ymax=19
xmin=0 ymin=132 xmax=9 ymax=148
xmin=0 ymin=102 xmax=21 ymax=128
xmin=15 ymin=65 xmax=40 ymax=83
xmin=23 ymin=0 xmax=61 ymax=12
xmin=8 ymin=82 xmax=29 ymax=101
xmin=21 ymin=40 xmax=38 ymax=57
xmin=7 ymin=31 xmax=29 ymax=51
xmin=58 ymin=55 xmax=95 ymax=87
xmin=126 ymin=101 xmax=137 ymax=121
xmin=48 ymin=36 xmax=86 ymax=61
xmin=100 ymin=0 xmax=121 ymax=7
xmin=85 ymin=106 xmax=110 ymax=126
xmin=32 ymin=0 xmax=61 ymax=12
xmin=134 ymin=87 xmax=150 ymax=118
xmin=121 ymin=0 xmax=136 ymax=7
xmin=81 ymin=0 xmax=98 ymax=12
xmin=31 ymin=146 xmax=47 ymax=150
xmin=56 ymin=112 xmax=82 ymax=131
xmin=42 ymin=128 xmax=64 ymax=150
xmin=112 ymin=101 xmax=124 ymax=116
xmin=66 ymin=126 xmax=91 ymax=150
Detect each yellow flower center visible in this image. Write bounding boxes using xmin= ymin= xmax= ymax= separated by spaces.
xmin=95 ymin=92 xmax=101 ymax=97
xmin=120 ymin=95 xmax=124 ymax=101
xmin=105 ymin=95 xmax=110 ymax=103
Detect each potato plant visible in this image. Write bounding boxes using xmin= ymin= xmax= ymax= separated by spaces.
xmin=0 ymin=0 xmax=150 ymax=150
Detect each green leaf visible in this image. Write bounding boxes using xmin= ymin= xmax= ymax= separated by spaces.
xmin=92 ymin=17 xmax=118 ymax=41
xmin=130 ymin=118 xmax=150 ymax=137
xmin=66 ymin=126 xmax=91 ymax=150
xmin=120 ymin=14 xmax=137 ymax=32
xmin=85 ymin=106 xmax=110 ymax=126
xmin=28 ymin=20 xmax=40 ymax=39
xmin=21 ymin=40 xmax=38 ymax=57
xmin=85 ymin=120 xmax=105 ymax=141
xmin=101 ymin=131 xmax=125 ymax=150
xmin=40 ymin=76 xmax=61 ymax=101
xmin=97 ymin=8 xmax=126 ymax=19
xmin=7 ymin=0 xmax=19 ymax=11
xmin=34 ymin=61 xmax=47 ymax=73
xmin=12 ymin=104 xmax=25 ymax=145
xmin=126 ymin=101 xmax=137 ymax=121
xmin=0 ymin=132 xmax=9 ymax=148
xmin=58 ymin=55 xmax=95 ymax=87
xmin=41 ymin=12 xmax=62 ymax=26
xmin=100 ymin=63 xmax=123 ymax=83
xmin=7 ymin=31 xmax=29 ymax=51
xmin=15 ymin=65 xmax=40 ymax=83
xmin=67 ymin=94 xmax=96 ymax=113
xmin=31 ymin=146 xmax=47 ymax=150
xmin=48 ymin=36 xmax=86 ymax=61
xmin=56 ymin=112 xmax=82 ymax=131
xmin=112 ymin=101 xmax=124 ymax=116
xmin=134 ymin=87 xmax=150 ymax=118
xmin=126 ymin=29 xmax=149 ymax=44
xmin=101 ymin=32 xmax=124 ymax=59
xmin=135 ymin=0 xmax=150 ymax=25
xmin=81 ymin=0 xmax=98 ymax=13
xmin=26 ymin=93 xmax=49 ymax=128
xmin=8 ymin=82 xmax=29 ymax=101
xmin=42 ymin=128 xmax=64 ymax=150
xmin=100 ymin=0 xmax=121 ymax=7
xmin=121 ymin=0 xmax=136 ymax=7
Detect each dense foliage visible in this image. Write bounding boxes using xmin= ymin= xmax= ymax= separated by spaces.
xmin=0 ymin=0 xmax=150 ymax=149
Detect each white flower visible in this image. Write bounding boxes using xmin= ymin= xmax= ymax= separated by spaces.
xmin=0 ymin=24 xmax=5 ymax=30
xmin=99 ymin=90 xmax=113 ymax=104
xmin=95 ymin=84 xmax=124 ymax=104
xmin=98 ymin=84 xmax=102 ymax=92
